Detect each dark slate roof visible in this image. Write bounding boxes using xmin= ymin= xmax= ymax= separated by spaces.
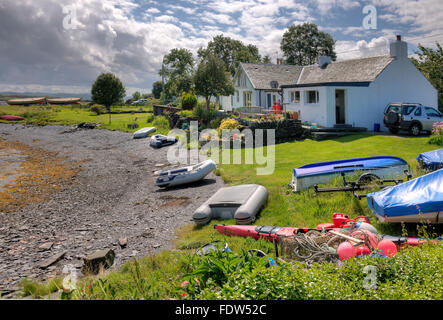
xmin=239 ymin=55 xmax=394 ymax=89
xmin=240 ymin=63 xmax=303 ymax=90
xmin=296 ymin=55 xmax=394 ymax=85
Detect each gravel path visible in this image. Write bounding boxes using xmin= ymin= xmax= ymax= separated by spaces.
xmin=0 ymin=124 xmax=224 ymax=292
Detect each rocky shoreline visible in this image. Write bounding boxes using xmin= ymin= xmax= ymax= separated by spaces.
xmin=0 ymin=124 xmax=224 ymax=296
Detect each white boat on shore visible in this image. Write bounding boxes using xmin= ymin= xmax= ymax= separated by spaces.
xmin=155 ymin=160 xmax=216 ymax=188
xmin=133 ymin=127 xmax=156 ymax=139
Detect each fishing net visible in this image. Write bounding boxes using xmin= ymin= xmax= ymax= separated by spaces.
xmin=279 ymin=228 xmax=382 ymax=265
xmin=279 ymin=231 xmax=340 ymax=265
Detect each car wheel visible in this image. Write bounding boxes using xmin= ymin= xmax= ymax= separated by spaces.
xmin=409 ymin=123 xmax=421 ymax=136
xmin=388 ymin=127 xmax=399 ymax=134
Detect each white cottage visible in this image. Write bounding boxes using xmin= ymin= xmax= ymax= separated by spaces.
xmin=231 ymin=62 xmax=302 ymax=109
xmin=229 ymin=36 xmax=438 ymax=131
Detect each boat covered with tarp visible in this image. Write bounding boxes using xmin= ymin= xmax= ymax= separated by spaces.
xmin=367 ymin=169 xmax=443 ymax=223
xmin=417 ymin=148 xmax=443 ymax=171
xmin=290 ymin=156 xmax=409 ymax=191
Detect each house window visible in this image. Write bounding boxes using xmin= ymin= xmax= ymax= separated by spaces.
xmin=243 ymin=91 xmax=252 ymax=107
xmin=306 ymin=90 xmax=319 ymax=104
xmin=236 ymin=91 xmax=239 ymax=102
xmin=290 ymin=91 xmax=300 ymax=103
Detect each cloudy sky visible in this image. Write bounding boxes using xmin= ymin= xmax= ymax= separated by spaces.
xmin=0 ymin=0 xmax=442 ymax=95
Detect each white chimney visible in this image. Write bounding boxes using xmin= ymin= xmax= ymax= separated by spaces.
xmin=390 ymin=35 xmax=408 ymax=59
xmin=318 ymin=55 xmax=332 ymax=69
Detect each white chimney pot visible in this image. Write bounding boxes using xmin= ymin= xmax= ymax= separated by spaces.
xmin=390 ymin=35 xmax=408 ymax=59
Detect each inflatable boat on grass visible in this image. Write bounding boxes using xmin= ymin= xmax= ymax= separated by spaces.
xmin=193 ymin=184 xmax=268 ymax=225
xmin=290 ymin=156 xmax=409 ymax=191
xmin=155 ymin=160 xmax=216 ymax=188
xmin=367 ymin=169 xmax=443 ymax=224
xmin=149 ymin=134 xmax=177 ymax=148
xmin=417 ymin=149 xmax=443 ymax=171
xmin=133 ymin=127 xmax=156 ymax=139
xmin=0 ymin=115 xmax=24 ymax=121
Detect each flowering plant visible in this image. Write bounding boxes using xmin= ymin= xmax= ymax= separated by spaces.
xmin=429 ymin=121 xmax=443 ymax=145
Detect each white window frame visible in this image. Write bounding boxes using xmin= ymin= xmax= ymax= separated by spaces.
xmin=306 ymin=90 xmax=319 ymax=105
xmin=290 ymin=90 xmax=301 ymax=104
xmin=244 ymin=91 xmax=252 ymax=107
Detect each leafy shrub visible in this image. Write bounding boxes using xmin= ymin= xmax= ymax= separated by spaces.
xmin=209 ymin=118 xmax=221 ymax=129
xmin=152 ymin=115 xmax=170 ymax=131
xmin=190 ymin=242 xmax=443 ymax=300
xmin=218 ymin=118 xmax=240 ymax=133
xmin=179 ymin=110 xmax=194 ymax=118
xmin=22 ymin=111 xmax=53 ymax=126
xmin=90 ymin=104 xmax=104 ymax=115
xmin=181 ymin=92 xmax=198 ymax=110
xmin=146 ymin=114 xmax=154 ymax=123
xmin=429 ymin=121 xmax=443 ymax=146
xmin=192 ymin=101 xmax=218 ymax=123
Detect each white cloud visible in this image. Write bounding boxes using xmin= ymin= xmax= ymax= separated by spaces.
xmin=335 ymin=36 xmax=389 ymax=60
xmin=0 ymin=0 xmax=441 ymax=95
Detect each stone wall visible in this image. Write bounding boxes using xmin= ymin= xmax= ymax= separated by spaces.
xmin=239 ymin=118 xmax=304 ymax=142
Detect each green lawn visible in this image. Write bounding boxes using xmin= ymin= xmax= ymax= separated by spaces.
xmin=0 ymin=104 xmax=170 ymax=134
xmin=3 ymin=109 xmax=441 ymax=300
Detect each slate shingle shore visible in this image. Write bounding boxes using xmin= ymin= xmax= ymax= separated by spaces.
xmin=0 ymin=124 xmax=223 ymax=291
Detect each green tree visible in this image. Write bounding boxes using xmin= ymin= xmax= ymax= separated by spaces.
xmin=159 ymin=48 xmax=194 ymax=100
xmin=194 ymin=54 xmax=234 ymax=122
xmin=411 ymin=42 xmax=443 ymax=110
xmin=181 ymin=92 xmax=198 ymax=110
xmin=198 ymin=35 xmax=262 ymax=75
xmin=262 ymin=55 xmax=272 ymax=64
xmin=281 ymin=23 xmax=336 ymax=66
xmin=132 ymin=91 xmax=141 ymax=101
xmin=152 ymin=81 xmax=163 ymax=99
xmin=91 ymin=73 xmax=126 ymax=123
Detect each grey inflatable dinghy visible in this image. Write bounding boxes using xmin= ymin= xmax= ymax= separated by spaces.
xmin=149 ymin=134 xmax=178 ymax=148
xmin=193 ymin=184 xmax=268 ymax=225
xmin=155 ymin=160 xmax=216 ymax=188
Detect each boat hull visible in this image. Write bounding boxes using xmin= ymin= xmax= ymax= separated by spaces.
xmin=155 ymin=160 xmax=216 ymax=188
xmin=133 ymin=127 xmax=156 ymax=139
xmin=7 ymin=97 xmax=45 ymax=106
xmin=193 ymin=184 xmax=268 ymax=225
xmin=46 ymin=98 xmax=81 ymax=105
xmin=417 ymin=148 xmax=443 ymax=171
xmin=367 ymin=169 xmax=443 ymax=224
xmin=291 ymin=156 xmax=409 ymax=191
xmin=214 ymin=224 xmax=435 ymax=247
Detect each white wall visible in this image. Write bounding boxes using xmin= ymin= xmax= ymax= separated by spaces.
xmin=283 ymin=57 xmax=438 ymax=131
xmin=232 ymin=67 xmax=257 ymax=108
xmin=326 ymin=86 xmax=372 ymax=129
xmin=284 ymin=87 xmax=328 ymax=126
xmin=368 ymin=57 xmax=438 ymax=131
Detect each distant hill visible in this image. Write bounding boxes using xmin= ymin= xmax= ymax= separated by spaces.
xmin=0 ymin=92 xmax=92 ymax=101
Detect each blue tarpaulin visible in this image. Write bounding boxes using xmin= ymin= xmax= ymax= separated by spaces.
xmin=367 ymin=169 xmax=443 ymax=220
xmin=417 ymin=149 xmax=443 ymax=171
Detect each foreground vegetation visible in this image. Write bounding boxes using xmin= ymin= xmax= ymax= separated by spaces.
xmin=15 ymin=133 xmax=442 ymax=300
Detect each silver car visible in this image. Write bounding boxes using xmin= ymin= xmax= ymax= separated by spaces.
xmin=383 ymin=103 xmax=443 ymax=136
